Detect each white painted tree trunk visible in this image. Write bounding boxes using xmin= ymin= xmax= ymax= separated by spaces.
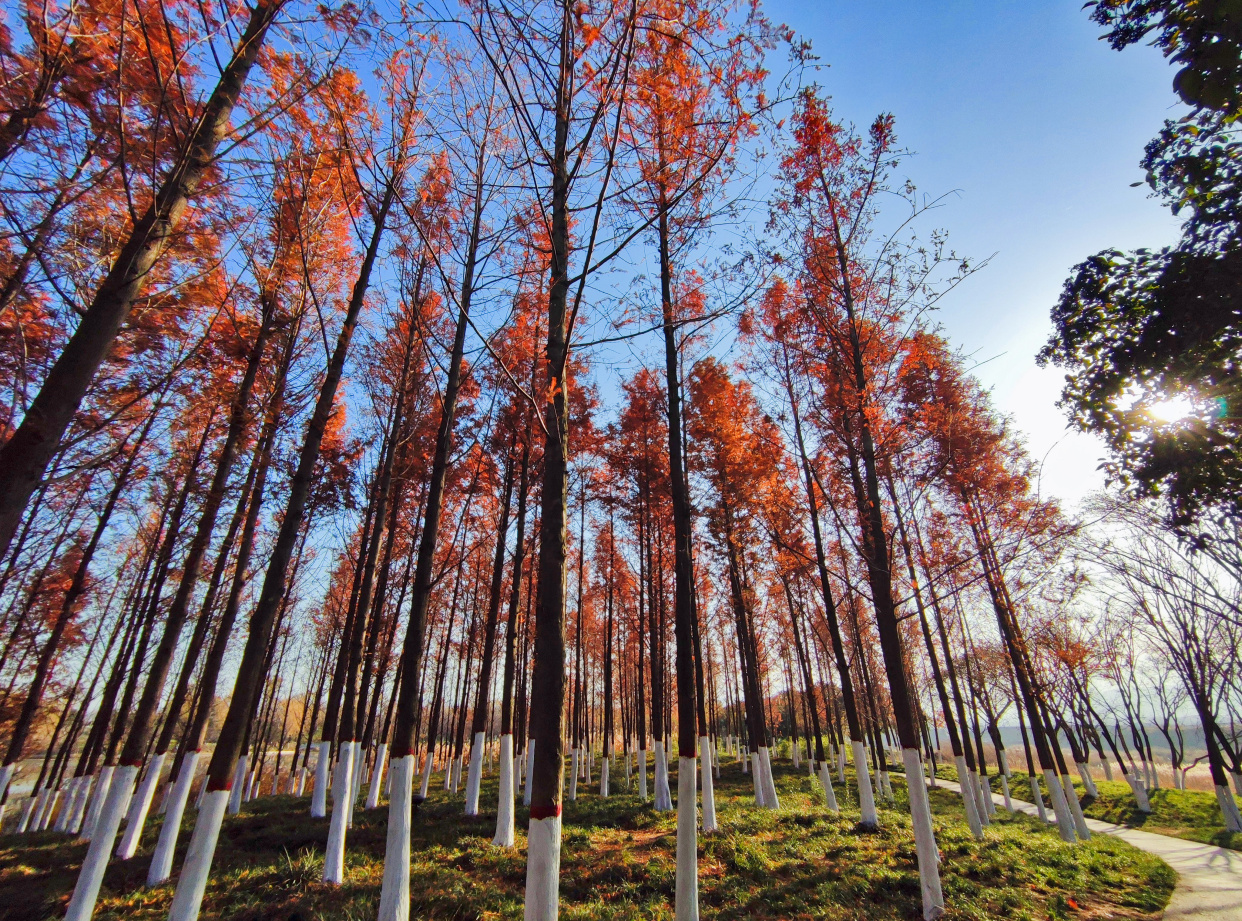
xmin=323 ymin=742 xmax=355 ymax=884
xmin=638 ymin=747 xmax=649 ymax=801
xmin=64 ymin=764 xmax=138 ymax=921
xmin=367 ymin=743 xmax=388 ymax=810
xmin=914 ymin=764 xmax=939 ymax=865
xmin=748 ymin=751 xmax=762 ymax=803
xmin=1061 ymin=773 xmax=1091 ymax=839
xmin=26 ymin=789 xmax=48 ymax=832
xmin=997 ymin=752 xmax=1013 ymax=811
xmin=81 ymin=765 xmax=114 ymax=840
xmin=675 ymin=757 xmax=699 ymax=921
xmin=227 ymin=756 xmax=248 ymax=815
xmin=1028 ymin=773 xmax=1048 ymax=822
xmin=837 ymin=747 xmax=846 ymax=783
xmin=50 ymin=780 xmax=73 ymax=833
xmin=967 ymin=772 xmax=988 ymax=825
xmin=980 ymin=774 xmax=996 ymax=818
xmin=1231 ymin=771 xmax=1242 ymax=798
xmin=1042 ymin=769 xmax=1078 ymax=843
xmin=61 ymin=775 xmax=89 ymax=833
xmin=599 ymin=751 xmax=610 ymax=797
xmin=524 ymin=814 xmax=562 ymax=921
xmin=852 ymin=741 xmax=878 ymax=828
xmin=166 ymin=788 xmax=229 ymax=921
xmin=568 ymin=748 xmax=579 ymax=801
xmin=0 ymin=764 xmax=13 ymax=814
xmin=377 ymin=754 xmax=415 ymax=921
xmin=346 ymin=742 xmax=363 ymax=826
xmin=1100 ymin=758 xmax=1114 ymax=782
xmin=465 ymin=734 xmax=485 ymax=815
xmin=37 ymin=787 xmax=59 ymax=831
xmin=1076 ymin=762 xmax=1098 ymax=797
xmin=295 ymin=767 xmax=307 ymax=796
xmin=493 ymin=736 xmax=516 ymax=847
xmin=954 ymin=756 xmax=983 ymax=839
xmin=311 ymin=741 xmax=331 ymax=817
xmin=654 ymin=742 xmax=673 ymax=811
xmin=1216 ymin=784 xmax=1242 ymax=832
xmin=419 ymin=751 xmax=433 ymax=799
xmin=759 ymin=747 xmax=780 ymax=809
xmin=117 ymin=751 xmax=166 ymax=859
xmin=350 ymin=743 xmax=366 ymax=813
xmin=699 ymin=737 xmax=717 ymax=832
xmin=149 ymin=751 xmax=201 ymax=885
xmin=15 ymin=794 xmax=35 ymax=833
xmin=523 ymin=742 xmax=535 ymax=806
xmin=902 ymin=749 xmax=944 ymax=920
xmin=819 ymin=762 xmax=838 ymax=812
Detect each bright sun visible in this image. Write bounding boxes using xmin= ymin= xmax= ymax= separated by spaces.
xmin=1148 ymin=395 xmax=1196 ymax=423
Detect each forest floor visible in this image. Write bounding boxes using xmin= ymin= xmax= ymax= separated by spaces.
xmin=984 ymin=770 xmax=1242 ymax=852
xmin=0 ymin=758 xmax=1174 ymax=921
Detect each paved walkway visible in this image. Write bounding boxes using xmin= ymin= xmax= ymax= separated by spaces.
xmin=936 ymin=779 xmax=1242 ymax=920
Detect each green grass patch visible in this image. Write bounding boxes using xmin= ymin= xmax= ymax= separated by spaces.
xmin=0 ymin=757 xmax=1174 ymax=920
xmin=1001 ymin=772 xmax=1242 ymax=852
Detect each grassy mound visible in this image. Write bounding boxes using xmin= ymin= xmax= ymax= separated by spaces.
xmin=0 ymin=758 xmax=1173 ymax=920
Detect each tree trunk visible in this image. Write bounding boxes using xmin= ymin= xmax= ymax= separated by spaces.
xmin=378 ymin=202 xmax=481 ymax=916
xmin=466 ymin=446 xmax=515 ymax=815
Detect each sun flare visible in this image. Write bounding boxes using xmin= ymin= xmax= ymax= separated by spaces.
xmin=1148 ymin=395 xmax=1196 ymax=423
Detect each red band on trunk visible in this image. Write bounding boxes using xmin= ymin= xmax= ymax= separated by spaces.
xmin=529 ymin=804 xmax=562 ymax=820
xmin=119 ymin=759 xmax=142 ymax=768
xmin=206 ymin=778 xmax=233 ymax=793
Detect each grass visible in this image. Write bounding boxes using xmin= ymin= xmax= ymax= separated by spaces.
xmin=0 ymin=757 xmax=1174 ymax=921
xmin=998 ymin=771 xmax=1242 ymax=852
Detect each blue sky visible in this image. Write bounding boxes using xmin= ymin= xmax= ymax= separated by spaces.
xmin=761 ymin=0 xmax=1187 ymax=508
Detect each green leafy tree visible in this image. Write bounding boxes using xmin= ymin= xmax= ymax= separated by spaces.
xmin=1041 ymin=0 xmax=1242 ymax=530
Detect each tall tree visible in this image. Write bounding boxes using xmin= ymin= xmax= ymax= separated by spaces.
xmin=1042 ymin=0 xmax=1242 ymax=532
